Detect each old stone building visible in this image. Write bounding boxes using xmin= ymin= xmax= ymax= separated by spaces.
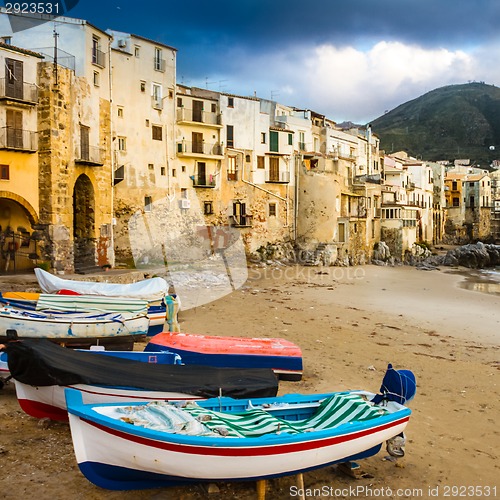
xmin=2 ymin=15 xmax=114 ymax=273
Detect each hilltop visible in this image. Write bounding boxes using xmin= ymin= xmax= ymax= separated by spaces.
xmin=370 ymin=82 xmax=500 ymax=167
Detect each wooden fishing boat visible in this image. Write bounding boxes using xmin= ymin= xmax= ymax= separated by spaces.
xmin=64 ymin=364 xmax=415 ymax=490
xmin=146 ymin=332 xmax=303 ymax=381
xmin=3 ymin=339 xmax=279 ymax=421
xmin=0 ymin=305 xmax=149 ymax=348
xmin=0 ymin=291 xmax=178 ymax=336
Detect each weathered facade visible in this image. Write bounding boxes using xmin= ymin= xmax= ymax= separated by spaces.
xmin=0 ymin=42 xmax=42 ymax=272
xmin=3 ymin=16 xmax=114 ymax=273
xmin=107 ymin=31 xmax=177 ymax=266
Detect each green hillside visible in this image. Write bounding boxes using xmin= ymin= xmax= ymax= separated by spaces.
xmin=370 ymin=82 xmax=500 ymax=168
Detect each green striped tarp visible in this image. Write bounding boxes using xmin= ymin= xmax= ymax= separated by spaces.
xmin=36 ymin=294 xmax=149 ymax=316
xmin=117 ymin=393 xmax=388 ymax=438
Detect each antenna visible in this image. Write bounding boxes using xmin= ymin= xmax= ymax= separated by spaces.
xmin=271 ymin=90 xmax=279 ymax=101
xmin=53 ymin=24 xmax=59 ymax=85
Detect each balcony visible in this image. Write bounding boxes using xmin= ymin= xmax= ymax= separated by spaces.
xmin=191 ymin=174 xmax=216 ymax=188
xmin=0 ymin=127 xmax=37 ymax=152
xmin=152 ymin=97 xmax=163 ymax=110
xmin=0 ymin=78 xmax=38 ymax=105
xmin=231 ymin=214 xmax=252 ymax=227
xmin=91 ymin=48 xmax=106 ymax=68
xmin=177 ymin=141 xmax=223 ymax=158
xmin=176 ymin=107 xmax=222 ymax=127
xmin=265 ymin=170 xmax=290 ymax=183
xmin=75 ymin=145 xmax=104 ymax=166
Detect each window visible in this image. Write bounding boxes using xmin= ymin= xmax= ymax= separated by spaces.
xmin=172 ymin=169 xmax=176 ymax=177
xmin=140 ymin=81 xmax=146 ymax=92
xmin=453 ymin=198 xmax=460 ymax=207
xmin=145 ymin=119 xmax=149 ymax=126
xmin=227 ymin=156 xmax=237 ymax=181
xmin=228 ymin=97 xmax=234 ymax=107
xmin=269 ymin=203 xmax=277 ymax=217
xmin=154 ymin=47 xmax=164 ymax=71
xmin=148 ymin=163 xmax=154 ymax=170
xmin=117 ymin=107 xmax=123 ymax=118
xmin=177 ymin=97 xmax=183 ymax=107
xmin=181 ymin=188 xmax=187 ymax=199
xmin=257 ymin=156 xmax=265 ymax=169
xmin=299 ymin=132 xmax=305 ymax=151
xmin=452 ymin=181 xmax=457 ymax=191
xmin=204 ymin=201 xmax=213 ymax=215
xmin=245 ymin=154 xmax=251 ymax=163
xmin=134 ymin=46 xmax=140 ymax=57
xmin=5 ymin=58 xmax=23 ymax=99
xmin=1 ymin=36 xmax=12 ymax=44
xmin=93 ymin=71 xmax=100 ymax=87
xmin=0 ymin=164 xmax=9 ymax=180
xmin=181 ymin=165 xmax=186 ymax=173
xmin=91 ymin=35 xmax=104 ymax=67
xmin=160 ymin=167 xmax=166 ymax=176
xmin=144 ymin=196 xmax=152 ymax=212
xmin=118 ymin=137 xmax=126 ymax=151
xmin=338 ymin=222 xmax=346 ymax=242
xmin=211 ymin=103 xmax=216 ymax=113
xmin=226 ymin=125 xmax=234 ymax=148
xmin=288 ymin=133 xmax=293 ymax=146
xmin=152 ymin=84 xmax=162 ymax=103
xmin=152 ymin=125 xmax=162 ymax=141
xmin=261 ymin=132 xmax=266 ymax=144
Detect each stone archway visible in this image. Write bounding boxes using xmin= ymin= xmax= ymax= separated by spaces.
xmin=73 ymin=174 xmax=96 ymax=271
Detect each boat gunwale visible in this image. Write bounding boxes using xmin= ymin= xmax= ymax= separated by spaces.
xmin=66 ymin=389 xmax=411 ymax=449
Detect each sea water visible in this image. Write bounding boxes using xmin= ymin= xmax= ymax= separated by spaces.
xmin=459 ymin=267 xmax=500 ymax=296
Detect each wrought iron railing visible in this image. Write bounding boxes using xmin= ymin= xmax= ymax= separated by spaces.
xmin=0 ymin=127 xmax=37 ymax=151
xmin=177 ymin=141 xmax=223 ymax=156
xmin=0 ymin=78 xmax=38 ymax=103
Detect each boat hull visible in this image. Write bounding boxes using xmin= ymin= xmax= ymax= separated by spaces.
xmin=0 ymin=310 xmax=149 ymax=348
xmin=146 ymin=332 xmax=303 ymax=380
xmin=66 ymin=391 xmax=410 ymax=490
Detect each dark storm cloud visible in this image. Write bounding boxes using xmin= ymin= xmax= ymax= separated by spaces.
xmin=72 ymin=0 xmax=500 ymax=50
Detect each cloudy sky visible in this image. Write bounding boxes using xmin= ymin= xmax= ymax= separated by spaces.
xmin=17 ymin=0 xmax=500 ymax=123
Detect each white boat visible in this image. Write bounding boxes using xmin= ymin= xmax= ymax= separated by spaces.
xmin=0 ymin=307 xmax=149 ymax=347
xmin=65 ymin=364 xmax=415 ymax=490
xmin=35 ymin=268 xmax=169 ymax=302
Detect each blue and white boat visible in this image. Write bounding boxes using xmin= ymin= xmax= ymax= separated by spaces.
xmin=65 ymin=364 xmax=415 ymax=490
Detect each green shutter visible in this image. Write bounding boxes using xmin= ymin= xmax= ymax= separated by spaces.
xmin=270 ymin=131 xmax=279 ymax=152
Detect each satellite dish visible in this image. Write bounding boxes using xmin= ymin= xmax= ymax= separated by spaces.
xmin=489 ymin=146 xmax=495 ymax=151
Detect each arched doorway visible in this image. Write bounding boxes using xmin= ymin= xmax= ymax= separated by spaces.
xmin=0 ymin=193 xmax=40 ymax=273
xmin=73 ymin=174 xmax=96 ymax=271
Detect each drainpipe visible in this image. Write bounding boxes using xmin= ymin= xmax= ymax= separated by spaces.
xmin=108 ymin=36 xmax=115 ymax=267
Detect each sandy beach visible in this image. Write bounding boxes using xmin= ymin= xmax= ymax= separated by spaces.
xmin=0 ymin=264 xmax=499 ymax=499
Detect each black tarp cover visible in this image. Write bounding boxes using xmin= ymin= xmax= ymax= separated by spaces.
xmin=4 ymin=339 xmax=279 ymax=399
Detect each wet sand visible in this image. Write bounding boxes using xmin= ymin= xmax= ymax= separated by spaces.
xmin=0 ymin=264 xmax=499 ymax=499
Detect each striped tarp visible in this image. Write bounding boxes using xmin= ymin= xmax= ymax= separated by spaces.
xmin=36 ymin=294 xmax=149 ymax=316
xmin=117 ymin=393 xmax=388 ymax=438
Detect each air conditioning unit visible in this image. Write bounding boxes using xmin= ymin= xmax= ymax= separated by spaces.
xmin=179 ymin=199 xmax=191 ymax=209
xmin=118 ymin=39 xmax=127 ymax=48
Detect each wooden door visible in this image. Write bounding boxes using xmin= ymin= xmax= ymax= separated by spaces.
xmin=6 ymin=109 xmax=23 ymax=148
xmin=80 ymin=125 xmax=90 ymax=161
xmin=192 ymin=132 xmax=203 ymax=154
xmin=193 ymin=100 xmax=203 ymax=122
